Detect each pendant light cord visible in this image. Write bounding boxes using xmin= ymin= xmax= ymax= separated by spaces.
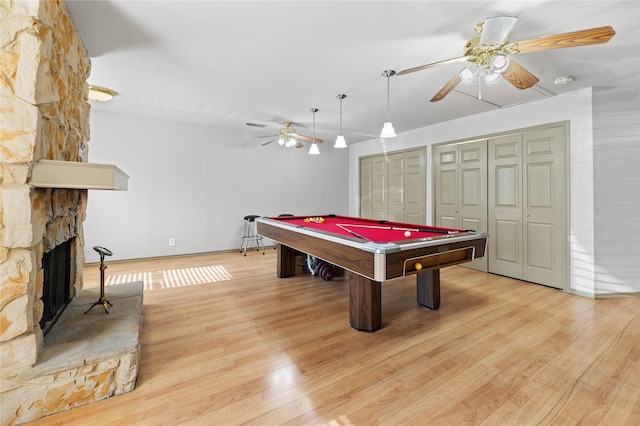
xmin=339 ymin=97 xmax=343 ymax=133
xmin=386 ymin=76 xmax=390 ymax=121
xmin=382 ymin=70 xmax=395 ymax=122
xmin=311 ymin=108 xmax=318 ymax=140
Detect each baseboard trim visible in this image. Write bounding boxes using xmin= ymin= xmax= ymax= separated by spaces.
xmin=595 ymin=292 xmax=640 ymax=299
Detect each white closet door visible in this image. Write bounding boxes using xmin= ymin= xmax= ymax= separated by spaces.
xmin=459 ymin=141 xmax=488 ymax=271
xmin=372 ymin=155 xmax=387 ymax=220
xmin=522 ymin=126 xmax=566 ymax=288
xmin=488 ymin=125 xmax=566 ymax=289
xmin=434 ymin=145 xmax=459 ymax=229
xmin=489 ymin=134 xmax=524 ymax=279
xmin=404 ymin=148 xmax=426 ymax=224
xmin=388 ymin=152 xmax=406 ymax=222
xmin=360 ymin=157 xmax=373 ymax=218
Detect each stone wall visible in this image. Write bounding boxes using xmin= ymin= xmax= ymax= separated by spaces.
xmin=0 ymin=1 xmax=137 ymax=424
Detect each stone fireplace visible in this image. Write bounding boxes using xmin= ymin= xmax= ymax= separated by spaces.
xmin=1 ymin=2 xmax=139 ymax=424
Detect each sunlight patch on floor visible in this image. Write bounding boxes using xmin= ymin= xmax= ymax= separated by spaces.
xmin=105 ymin=265 xmax=233 ymax=290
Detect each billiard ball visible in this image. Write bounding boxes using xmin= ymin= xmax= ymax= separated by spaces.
xmin=414 ymin=262 xmax=422 ymax=271
xmin=404 ymin=231 xmax=412 ymax=238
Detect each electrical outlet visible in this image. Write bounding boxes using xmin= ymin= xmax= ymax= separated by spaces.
xmin=169 ymin=238 xmax=176 ymax=247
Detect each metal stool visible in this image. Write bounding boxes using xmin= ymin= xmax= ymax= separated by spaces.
xmin=240 ymin=215 xmax=265 ymax=256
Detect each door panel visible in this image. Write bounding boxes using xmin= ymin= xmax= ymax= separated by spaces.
xmin=388 ymin=152 xmax=405 ymax=222
xmin=494 ymin=219 xmax=522 ymax=278
xmin=489 ymin=134 xmax=523 ymax=278
xmin=459 ymin=141 xmax=487 ymax=271
xmin=527 ymin=163 xmax=553 ymax=207
xmin=527 ymin=222 xmax=554 ymax=270
xmin=404 ymin=148 xmax=425 ymax=224
xmin=435 ymin=145 xmax=459 ymax=228
xmin=522 ymin=126 xmax=565 ymax=288
xmin=439 ymin=216 xmax=458 ymax=229
xmin=360 ymin=157 xmax=373 ymax=218
xmin=372 ymin=156 xmax=387 ymax=220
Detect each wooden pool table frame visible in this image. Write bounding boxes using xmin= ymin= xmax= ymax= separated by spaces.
xmin=257 ymin=217 xmax=488 ymax=332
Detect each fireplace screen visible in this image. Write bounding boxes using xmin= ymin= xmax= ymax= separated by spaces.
xmin=40 ymin=238 xmax=73 ymax=335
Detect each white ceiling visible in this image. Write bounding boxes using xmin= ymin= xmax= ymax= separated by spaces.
xmin=66 ymin=0 xmax=640 ymax=147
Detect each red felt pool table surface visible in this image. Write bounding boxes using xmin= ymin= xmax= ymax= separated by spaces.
xmin=271 ymin=215 xmax=463 ymax=243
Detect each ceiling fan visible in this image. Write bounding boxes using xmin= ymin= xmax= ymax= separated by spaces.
xmin=259 ymin=122 xmax=323 ymax=148
xmin=397 ymin=16 xmax=615 ymax=102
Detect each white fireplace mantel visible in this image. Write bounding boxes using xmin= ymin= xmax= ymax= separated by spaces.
xmin=29 ymin=160 xmax=129 ymax=191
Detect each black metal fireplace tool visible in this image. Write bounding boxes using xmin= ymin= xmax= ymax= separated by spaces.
xmin=84 ymin=246 xmax=113 ymax=314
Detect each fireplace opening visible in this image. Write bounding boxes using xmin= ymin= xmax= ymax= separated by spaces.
xmin=40 ymin=238 xmax=74 ymax=336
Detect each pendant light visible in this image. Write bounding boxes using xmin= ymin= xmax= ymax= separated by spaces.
xmin=380 ymin=70 xmax=396 ymax=138
xmin=309 ymin=108 xmax=320 ymax=155
xmin=334 ymin=94 xmax=347 ymax=148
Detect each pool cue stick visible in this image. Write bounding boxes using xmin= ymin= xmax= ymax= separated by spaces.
xmin=336 ymin=223 xmax=368 ymax=240
xmin=337 ymin=223 xmax=458 ymax=234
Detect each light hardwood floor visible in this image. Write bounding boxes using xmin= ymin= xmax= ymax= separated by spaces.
xmin=30 ymin=250 xmax=639 ymax=425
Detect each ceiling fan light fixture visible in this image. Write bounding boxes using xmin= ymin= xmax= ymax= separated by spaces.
xmin=380 ymin=70 xmax=397 ymax=139
xmin=459 ymin=67 xmax=477 ymax=83
xmin=490 ymin=53 xmax=510 ymax=74
xmin=484 ymin=70 xmax=501 ymax=84
xmin=278 ymin=137 xmax=285 ymax=146
xmin=88 ymin=85 xmax=117 ymax=102
xmin=286 ymin=137 xmax=297 ymax=148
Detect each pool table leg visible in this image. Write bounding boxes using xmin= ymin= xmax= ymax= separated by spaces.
xmin=276 ymin=244 xmax=297 ymax=278
xmin=417 ymin=270 xmax=441 ymax=310
xmin=349 ymin=274 xmax=382 ymax=332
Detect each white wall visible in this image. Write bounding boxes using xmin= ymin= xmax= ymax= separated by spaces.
xmin=84 ymin=88 xmax=639 ymax=297
xmin=592 ymin=88 xmax=640 ymax=295
xmin=83 ymin=111 xmax=349 ymax=262
xmin=348 ymin=88 xmax=640 ymax=297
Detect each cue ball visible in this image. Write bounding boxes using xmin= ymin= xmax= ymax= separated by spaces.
xmin=404 ymin=231 xmax=412 ymax=238
xmin=414 ymin=262 xmax=423 ymax=271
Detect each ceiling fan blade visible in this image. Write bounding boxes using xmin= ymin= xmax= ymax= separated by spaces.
xmin=397 ymin=56 xmax=472 ymax=76
xmin=480 ymin=16 xmax=518 ymax=45
xmin=257 ymin=134 xmax=279 ymax=138
xmin=430 ymin=73 xmax=463 ymax=102
xmin=296 ymin=134 xmax=324 ymax=143
xmin=501 ymin=60 xmax=539 ymax=90
xmin=295 ymin=141 xmax=304 ymax=148
xmin=260 ymin=139 xmax=277 ymax=146
xmin=511 ymin=26 xmax=615 ymax=54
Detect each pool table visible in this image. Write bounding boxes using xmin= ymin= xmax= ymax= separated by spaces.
xmin=256 ymin=214 xmax=488 ymax=332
